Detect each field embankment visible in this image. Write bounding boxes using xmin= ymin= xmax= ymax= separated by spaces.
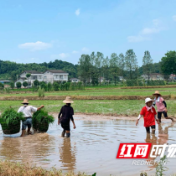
xmin=0 ymin=95 xmax=172 ymax=101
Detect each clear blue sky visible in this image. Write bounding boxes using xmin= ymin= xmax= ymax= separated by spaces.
xmin=0 ymin=0 xmax=176 ymax=65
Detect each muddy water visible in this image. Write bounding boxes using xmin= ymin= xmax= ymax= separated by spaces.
xmin=0 ymin=117 xmax=176 ymax=176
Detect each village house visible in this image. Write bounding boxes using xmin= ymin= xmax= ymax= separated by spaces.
xmin=15 ymin=70 xmax=69 ymax=87
xmin=70 ymin=78 xmax=80 ymax=83
xmin=141 ymin=73 xmax=165 ymax=81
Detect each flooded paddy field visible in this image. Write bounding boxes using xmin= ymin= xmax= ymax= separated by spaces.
xmin=0 ymin=116 xmax=176 ymax=176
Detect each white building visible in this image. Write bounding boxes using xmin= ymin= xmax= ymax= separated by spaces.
xmin=15 ymin=70 xmax=69 ymax=87
xmin=70 ymin=78 xmax=80 ymax=83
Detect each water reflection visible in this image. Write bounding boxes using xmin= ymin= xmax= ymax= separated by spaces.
xmin=59 ymin=138 xmax=76 ymax=170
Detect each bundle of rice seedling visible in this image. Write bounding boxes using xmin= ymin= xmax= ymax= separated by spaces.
xmin=32 ymin=109 xmax=54 ymax=132
xmin=0 ymin=108 xmax=24 ymax=134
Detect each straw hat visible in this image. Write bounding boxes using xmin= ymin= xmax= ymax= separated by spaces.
xmin=153 ymin=91 xmax=161 ymax=96
xmin=145 ymin=98 xmax=153 ymax=104
xmin=21 ymin=99 xmax=30 ymax=104
xmin=63 ymin=96 xmax=74 ymax=103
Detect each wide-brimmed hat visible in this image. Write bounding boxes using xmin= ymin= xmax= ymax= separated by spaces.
xmin=63 ymin=96 xmax=74 ymax=103
xmin=153 ymin=91 xmax=161 ymax=96
xmin=145 ymin=98 xmax=153 ymax=104
xmin=21 ymin=99 xmax=30 ymax=104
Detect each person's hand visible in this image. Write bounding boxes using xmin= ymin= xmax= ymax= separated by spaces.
xmin=41 ymin=105 xmax=44 ymax=108
xmin=136 ymin=119 xmax=139 ymax=126
xmin=164 ymin=108 xmax=167 ymax=112
xmin=58 ymin=120 xmax=60 ymax=125
xmin=73 ymin=124 xmax=76 ymax=129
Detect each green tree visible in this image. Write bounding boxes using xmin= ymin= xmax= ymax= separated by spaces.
xmin=16 ymin=82 xmax=21 ymax=89
xmin=119 ymin=53 xmax=125 ymax=77
xmin=142 ymin=51 xmax=153 ymax=82
xmin=78 ymin=54 xmax=92 ymax=84
xmin=10 ymin=82 xmax=15 ymax=89
xmin=23 ymin=81 xmax=28 ymax=88
xmin=125 ymin=49 xmax=138 ymax=79
xmin=53 ymin=82 xmax=59 ymax=91
xmin=34 ymin=80 xmax=40 ymax=87
xmin=110 ymin=53 xmax=120 ymax=85
xmin=0 ymin=82 xmax=4 ymax=90
xmin=161 ymin=51 xmax=176 ymax=80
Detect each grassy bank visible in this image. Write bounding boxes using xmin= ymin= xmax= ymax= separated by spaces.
xmin=0 ymin=160 xmax=91 ymax=176
xmin=1 ymin=100 xmax=176 ymax=117
xmin=0 ymin=87 xmax=176 ymax=97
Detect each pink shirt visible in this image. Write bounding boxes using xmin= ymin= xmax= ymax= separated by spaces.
xmin=155 ymin=97 xmax=166 ymax=112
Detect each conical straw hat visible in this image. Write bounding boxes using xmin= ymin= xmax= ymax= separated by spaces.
xmin=21 ymin=99 xmax=30 ymax=104
xmin=63 ymin=96 xmax=74 ymax=103
xmin=153 ymin=91 xmax=161 ymax=96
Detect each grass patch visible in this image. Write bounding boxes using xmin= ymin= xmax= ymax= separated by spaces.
xmin=0 ymin=160 xmax=91 ymax=176
xmin=1 ymin=99 xmax=176 ymax=117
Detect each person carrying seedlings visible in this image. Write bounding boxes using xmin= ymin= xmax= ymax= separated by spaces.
xmin=136 ymin=98 xmax=159 ymax=134
xmin=18 ymin=99 xmax=44 ymax=137
xmin=58 ymin=96 xmax=76 ymax=137
xmin=153 ymin=91 xmax=174 ymax=123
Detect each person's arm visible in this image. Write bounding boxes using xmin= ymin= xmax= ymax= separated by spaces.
xmin=58 ymin=107 xmax=62 ymax=125
xmin=71 ymin=108 xmax=76 ymax=129
xmin=37 ymin=105 xmax=44 ymax=111
xmin=136 ymin=114 xmax=142 ymax=126
xmin=163 ymin=101 xmax=167 ymax=112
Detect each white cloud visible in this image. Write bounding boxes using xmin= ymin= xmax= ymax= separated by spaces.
xmin=50 ymin=53 xmax=69 ymax=60
xmin=173 ymin=15 xmax=176 ymax=21
xmin=18 ymin=41 xmax=52 ymax=51
xmin=59 ymin=53 xmax=69 ymax=58
xmin=127 ymin=35 xmax=146 ymax=43
xmin=82 ymin=47 xmax=89 ymax=52
xmin=75 ymin=9 xmax=80 ymax=16
xmin=128 ymin=19 xmax=164 ymax=42
xmin=72 ymin=50 xmax=79 ymax=54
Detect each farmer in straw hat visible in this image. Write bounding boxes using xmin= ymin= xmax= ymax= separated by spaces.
xmin=136 ymin=98 xmax=159 ymax=134
xmin=153 ymin=91 xmax=174 ymax=123
xmin=18 ymin=99 xmax=44 ymax=137
xmin=58 ymin=96 xmax=76 ymax=138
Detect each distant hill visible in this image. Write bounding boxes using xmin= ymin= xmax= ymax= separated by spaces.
xmin=0 ymin=59 xmax=78 ymax=81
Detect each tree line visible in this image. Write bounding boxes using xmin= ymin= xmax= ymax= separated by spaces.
xmin=1 ymin=50 xmax=175 ymax=86
xmin=78 ymin=50 xmax=163 ymax=85
xmin=0 ymin=59 xmax=78 ymax=81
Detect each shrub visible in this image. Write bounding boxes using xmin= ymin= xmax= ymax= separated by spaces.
xmin=23 ymin=81 xmax=28 ymax=88
xmin=38 ymin=86 xmax=45 ymax=97
xmin=16 ymin=82 xmax=21 ymax=89
xmin=10 ymin=82 xmax=14 ymax=89
xmin=53 ymin=82 xmax=59 ymax=91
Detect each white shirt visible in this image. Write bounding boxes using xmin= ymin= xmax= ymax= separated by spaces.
xmin=18 ymin=105 xmax=38 ymax=117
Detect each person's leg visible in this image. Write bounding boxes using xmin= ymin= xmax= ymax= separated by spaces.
xmin=145 ymin=127 xmax=150 ymax=134
xmin=66 ymin=130 xmax=70 ymax=137
xmin=61 ymin=123 xmax=66 ymax=137
xmin=21 ymin=120 xmax=27 ymax=137
xmin=26 ymin=118 xmax=32 ymax=135
xmin=151 ymin=125 xmax=156 ymax=134
xmin=163 ymin=112 xmax=174 ymax=122
xmin=158 ymin=112 xmax=162 ymax=123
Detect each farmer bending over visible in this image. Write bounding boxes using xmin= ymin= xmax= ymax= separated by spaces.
xmin=136 ymin=98 xmax=159 ymax=134
xmin=18 ymin=99 xmax=44 ymax=137
xmin=58 ymin=96 xmax=76 ymax=138
xmin=153 ymin=91 xmax=174 ymax=123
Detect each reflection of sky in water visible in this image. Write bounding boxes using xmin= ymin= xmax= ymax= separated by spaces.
xmin=0 ymin=118 xmax=175 ymax=176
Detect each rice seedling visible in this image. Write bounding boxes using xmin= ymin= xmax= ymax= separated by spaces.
xmin=32 ymin=109 xmax=54 ymax=132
